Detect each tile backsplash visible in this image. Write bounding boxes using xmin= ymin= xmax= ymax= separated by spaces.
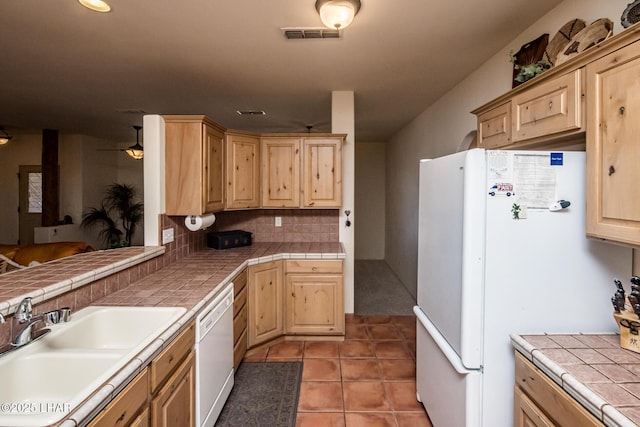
xmin=212 ymin=209 xmax=339 ymax=243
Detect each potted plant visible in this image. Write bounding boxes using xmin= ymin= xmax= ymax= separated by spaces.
xmin=81 ymin=183 xmax=144 ymax=248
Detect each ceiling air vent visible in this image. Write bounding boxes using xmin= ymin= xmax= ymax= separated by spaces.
xmin=281 ymin=27 xmax=341 ymax=40
xmin=236 ymin=110 xmax=266 ymax=116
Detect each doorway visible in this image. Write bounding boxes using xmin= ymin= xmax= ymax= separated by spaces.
xmin=18 ymin=165 xmax=42 ymax=245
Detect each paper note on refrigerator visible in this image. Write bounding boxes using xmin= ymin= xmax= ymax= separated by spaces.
xmin=513 ymin=154 xmax=556 ymax=209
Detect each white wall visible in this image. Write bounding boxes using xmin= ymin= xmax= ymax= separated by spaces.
xmin=355 ymin=141 xmax=385 ymax=260
xmin=0 ymin=132 xmax=143 ymax=247
xmin=385 ymin=0 xmax=631 ymax=297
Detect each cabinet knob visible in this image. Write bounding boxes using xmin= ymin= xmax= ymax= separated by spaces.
xmin=620 ymin=106 xmax=626 ymax=116
xmin=609 ymin=165 xmax=616 ymax=176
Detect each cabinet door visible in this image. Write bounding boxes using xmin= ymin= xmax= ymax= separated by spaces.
xmin=88 ymin=369 xmax=149 ymax=427
xmin=261 ymin=139 xmax=300 ymax=207
xmin=512 ymin=69 xmax=583 ymax=142
xmin=247 ymin=261 xmax=283 ymax=347
xmin=285 ymin=273 xmax=344 ymax=335
xmin=477 ymin=102 xmax=512 ymax=149
xmin=204 ymin=125 xmax=225 ymax=213
xmin=151 ymin=352 xmax=195 ymax=427
xmin=586 ymin=41 xmax=640 ymax=246
xmin=165 ymin=121 xmax=205 ymax=215
xmin=514 ymin=386 xmax=555 ymax=427
xmin=302 ymin=138 xmax=343 ymax=207
xmin=225 ymin=133 xmax=260 ymax=209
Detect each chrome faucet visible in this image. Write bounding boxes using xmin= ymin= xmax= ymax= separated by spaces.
xmin=11 ymin=297 xmax=70 ymax=348
xmin=12 ymin=297 xmax=49 ymax=347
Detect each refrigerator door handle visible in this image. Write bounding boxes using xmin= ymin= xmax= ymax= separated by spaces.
xmin=414 ymin=306 xmax=476 ymax=375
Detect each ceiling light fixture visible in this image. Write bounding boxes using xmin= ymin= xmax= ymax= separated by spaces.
xmin=125 ymin=126 xmax=143 ymax=160
xmin=78 ymin=0 xmax=111 ymax=13
xmin=315 ymin=0 xmax=361 ymax=30
xmin=0 ymin=127 xmax=12 ymax=145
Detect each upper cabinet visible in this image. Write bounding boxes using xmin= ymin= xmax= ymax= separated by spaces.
xmin=164 ymin=116 xmax=225 ymax=215
xmin=225 ymin=131 xmax=261 ymax=210
xmin=302 ymin=138 xmax=343 ymax=207
xmin=473 ymin=69 xmax=584 ymax=148
xmin=261 ymin=135 xmax=344 ymax=208
xmin=472 ymin=27 xmax=640 ymax=247
xmin=511 ymin=69 xmax=584 ymax=143
xmin=586 ymin=39 xmax=640 ymax=247
xmin=261 ymin=138 xmax=301 ymax=208
xmin=164 ymin=114 xmax=345 ymax=214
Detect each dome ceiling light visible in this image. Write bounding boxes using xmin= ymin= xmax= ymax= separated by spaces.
xmin=315 ymin=0 xmax=361 ymax=30
xmin=78 ymin=0 xmax=111 ymax=13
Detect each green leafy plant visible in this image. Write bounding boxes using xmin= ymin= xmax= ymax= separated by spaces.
xmin=81 ymin=183 xmax=143 ymax=248
xmin=509 ymin=50 xmax=550 ymax=84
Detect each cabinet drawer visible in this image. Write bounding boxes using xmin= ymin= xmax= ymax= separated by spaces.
xmin=234 ymin=269 xmax=247 ymax=296
xmin=514 ymin=352 xmax=602 ymax=426
xmin=285 ymin=260 xmax=343 ymax=274
xmin=150 ymin=322 xmax=195 ymax=392
xmin=234 ymin=281 xmax=247 ymax=317
xmin=88 ymin=368 xmax=149 ymax=427
xmin=234 ymin=303 xmax=247 ymax=344
xmin=512 ymin=69 xmax=583 ymax=142
xmin=477 ymin=102 xmax=512 ymax=149
xmin=233 ymin=328 xmax=247 ymax=371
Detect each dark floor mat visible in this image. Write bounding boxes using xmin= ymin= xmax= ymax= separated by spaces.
xmin=214 ymin=362 xmax=303 ymax=427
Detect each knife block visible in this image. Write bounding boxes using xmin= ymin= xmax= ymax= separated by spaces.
xmin=613 ymin=308 xmax=640 ymax=354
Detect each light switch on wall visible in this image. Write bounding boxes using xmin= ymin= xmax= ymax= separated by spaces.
xmin=275 ymin=216 xmax=282 ymax=227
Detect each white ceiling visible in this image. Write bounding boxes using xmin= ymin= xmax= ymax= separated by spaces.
xmin=0 ymin=0 xmax=562 ymax=142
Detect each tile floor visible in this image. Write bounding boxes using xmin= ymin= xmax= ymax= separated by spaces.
xmin=243 ymin=314 xmax=433 ymax=427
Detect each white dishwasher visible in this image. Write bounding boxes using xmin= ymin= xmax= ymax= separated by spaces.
xmin=195 ymin=282 xmax=234 ymax=427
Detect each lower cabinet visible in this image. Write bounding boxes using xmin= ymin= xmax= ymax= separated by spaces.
xmin=514 ymin=352 xmax=602 ymax=427
xmin=247 ymin=260 xmax=344 ymax=348
xmin=285 ymin=260 xmax=344 ymax=335
xmin=233 ymin=269 xmax=248 ymax=370
xmin=88 ymin=322 xmax=196 ymax=427
xmin=247 ymin=261 xmax=284 ymax=347
xmin=88 ymin=368 xmax=149 ymax=427
xmin=150 ymin=352 xmax=195 ymax=427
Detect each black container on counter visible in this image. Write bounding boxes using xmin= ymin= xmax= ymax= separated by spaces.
xmin=207 ymin=230 xmax=252 ymax=250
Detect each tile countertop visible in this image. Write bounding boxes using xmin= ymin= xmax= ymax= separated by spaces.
xmin=511 ymin=333 xmax=640 ymax=427
xmin=0 ymin=242 xmax=345 ymax=427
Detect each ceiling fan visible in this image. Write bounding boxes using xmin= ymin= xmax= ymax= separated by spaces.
xmin=97 ymin=125 xmax=143 ymax=160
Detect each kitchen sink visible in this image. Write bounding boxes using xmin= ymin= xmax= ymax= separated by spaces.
xmin=42 ymin=306 xmax=187 ymax=350
xmin=0 ymin=305 xmax=187 ymax=426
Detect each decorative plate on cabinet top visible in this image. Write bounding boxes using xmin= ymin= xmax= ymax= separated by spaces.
xmin=555 ymin=18 xmax=613 ymax=66
xmin=544 ymin=18 xmax=586 ymax=66
xmin=622 ymin=0 xmax=640 ymax=28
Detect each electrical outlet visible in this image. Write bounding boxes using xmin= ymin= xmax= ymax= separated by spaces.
xmin=275 ymin=216 xmax=282 ymax=227
xmin=162 ymin=228 xmax=174 ymax=244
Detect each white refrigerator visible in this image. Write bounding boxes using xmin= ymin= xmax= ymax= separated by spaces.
xmin=413 ymin=148 xmax=632 ymax=427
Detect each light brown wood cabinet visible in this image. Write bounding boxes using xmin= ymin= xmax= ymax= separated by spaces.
xmin=477 ymin=102 xmax=512 ymax=149
xmin=151 ymin=352 xmax=195 ymax=427
xmin=474 ymin=70 xmax=584 ymax=149
xmin=285 ymin=260 xmax=344 ymax=335
xmin=247 ymin=261 xmax=284 ymax=347
xmin=586 ymin=39 xmax=640 ymax=247
xmin=88 ymin=322 xmax=196 ymax=427
xmin=164 ymin=116 xmax=225 ymax=215
xmin=261 ymin=138 xmax=301 ymax=208
xmin=514 ymin=352 xmax=602 ymax=427
xmin=511 ymin=69 xmax=584 ymax=143
xmin=225 ymin=131 xmax=260 ymax=210
xmin=150 ymin=322 xmax=196 ymax=427
xmin=233 ymin=269 xmax=248 ymax=370
xmin=302 ymin=138 xmax=342 ymax=207
xmin=88 ymin=368 xmax=149 ymax=427
xmin=261 ymin=136 xmax=344 ymax=208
